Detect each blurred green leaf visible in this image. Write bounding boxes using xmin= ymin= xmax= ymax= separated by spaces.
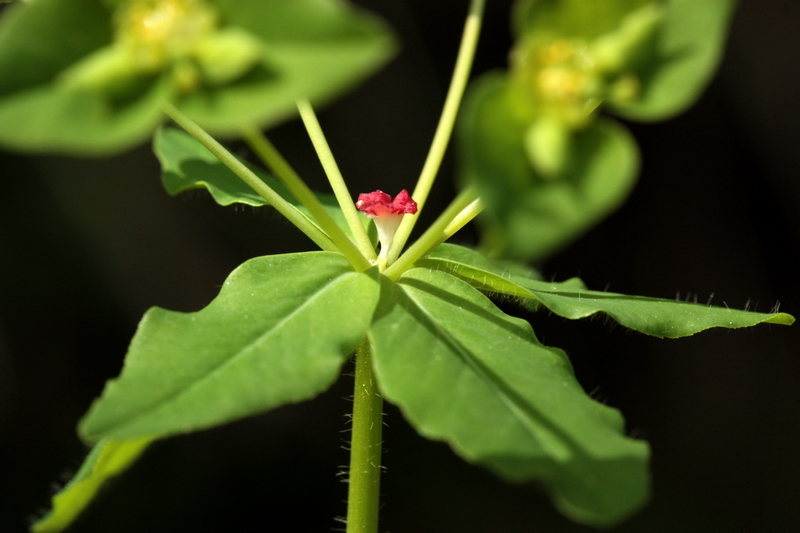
xmin=0 ymin=0 xmax=112 ymax=96
xmin=469 ymin=0 xmax=737 ymax=261
xmin=0 ymin=0 xmax=167 ymax=154
xmin=31 ymin=438 xmax=153 ymax=533
xmin=0 ymin=74 xmax=172 ymax=155
xmin=370 ymin=269 xmax=650 ymax=526
xmin=513 ymin=0 xmax=650 ymax=42
xmin=511 ymin=0 xmax=737 ymax=121
xmin=611 ymin=0 xmax=738 ymax=120
xmin=0 ymin=0 xmax=396 ymax=154
xmin=80 ymin=253 xmax=379 ymax=441
xmin=183 ymin=0 xmax=397 ymax=134
xmin=419 ymin=244 xmax=796 ymax=338
xmin=459 ymin=73 xmax=639 ymax=261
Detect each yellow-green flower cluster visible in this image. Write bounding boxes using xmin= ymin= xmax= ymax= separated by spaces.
xmin=62 ymin=0 xmax=261 ymax=95
xmin=509 ymin=4 xmax=663 ymax=177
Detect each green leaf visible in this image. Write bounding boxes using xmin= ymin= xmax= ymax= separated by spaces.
xmin=611 ymin=0 xmax=738 ymax=121
xmin=80 ymin=252 xmax=380 ymax=441
xmin=31 ymin=437 xmax=153 ymax=533
xmin=458 ymin=73 xmax=639 ymax=261
xmin=153 ymin=126 xmax=374 ymax=242
xmin=0 ymin=74 xmax=172 ymax=155
xmin=419 ymin=243 xmax=796 ymax=338
xmin=369 ymin=269 xmax=650 ymax=526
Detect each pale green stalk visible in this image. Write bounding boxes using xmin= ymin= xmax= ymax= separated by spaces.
xmin=240 ymin=127 xmax=372 ymax=272
xmin=384 ymin=188 xmax=482 ymax=281
xmin=162 ymin=103 xmax=338 ymax=254
xmin=346 ymin=338 xmax=383 ymax=533
xmin=385 ymin=0 xmax=485 ymax=265
xmin=296 ymin=99 xmax=377 ymax=261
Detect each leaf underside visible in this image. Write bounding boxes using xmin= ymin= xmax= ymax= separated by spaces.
xmin=153 ymin=126 xmax=376 ymax=243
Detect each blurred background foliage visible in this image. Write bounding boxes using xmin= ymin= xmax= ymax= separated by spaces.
xmin=1 ymin=0 xmax=799 ymax=531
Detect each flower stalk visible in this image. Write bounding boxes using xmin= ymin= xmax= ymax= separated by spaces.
xmin=297 ymin=99 xmax=377 ymax=261
xmin=383 ymin=187 xmax=482 ymax=281
xmin=385 ymin=0 xmax=486 ymax=265
xmin=162 ymin=102 xmax=339 ymax=254
xmin=240 ymin=126 xmax=372 ymax=272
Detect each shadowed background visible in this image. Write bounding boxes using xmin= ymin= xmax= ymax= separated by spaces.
xmin=1 ymin=0 xmax=799 ymax=531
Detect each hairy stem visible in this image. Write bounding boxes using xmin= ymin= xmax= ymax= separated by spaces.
xmin=385 ymin=0 xmax=485 ymax=265
xmin=296 ymin=99 xmax=377 ymax=261
xmin=163 ymin=103 xmax=338 ymax=253
xmin=346 ymin=338 xmax=383 ymax=533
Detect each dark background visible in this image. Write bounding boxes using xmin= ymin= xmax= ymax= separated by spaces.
xmin=2 ymin=0 xmax=799 ymax=531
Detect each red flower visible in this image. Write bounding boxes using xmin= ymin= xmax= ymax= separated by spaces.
xmin=355 ymin=189 xmax=418 ymax=217
xmin=355 ymin=189 xmax=418 ymax=262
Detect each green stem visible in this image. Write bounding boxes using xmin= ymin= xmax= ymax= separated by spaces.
xmin=384 ymin=187 xmax=482 ymax=281
xmin=240 ymin=127 xmax=372 ymax=272
xmin=385 ymin=0 xmax=485 ymax=265
xmin=162 ymin=103 xmax=337 ymax=253
xmin=346 ymin=338 xmax=383 ymax=533
xmin=296 ymin=99 xmax=377 ymax=261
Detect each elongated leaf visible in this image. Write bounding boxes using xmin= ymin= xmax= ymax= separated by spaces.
xmin=370 ymin=269 xmax=650 ymax=526
xmin=419 ymin=244 xmax=795 ymax=338
xmin=417 ymin=243 xmax=586 ymax=301
xmin=153 ymin=126 xmax=374 ymax=242
xmin=458 ymin=73 xmax=639 ymax=261
xmin=31 ymin=437 xmax=153 ymax=533
xmin=80 ymin=252 xmax=379 ymax=441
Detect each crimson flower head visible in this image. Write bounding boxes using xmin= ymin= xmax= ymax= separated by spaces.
xmin=356 ymin=189 xmax=418 ymax=262
xmin=355 ymin=189 xmax=418 ymax=217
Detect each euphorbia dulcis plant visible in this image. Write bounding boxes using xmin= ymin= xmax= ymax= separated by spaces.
xmin=0 ymin=0 xmax=790 ymax=532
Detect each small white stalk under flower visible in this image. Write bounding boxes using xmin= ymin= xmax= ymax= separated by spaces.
xmin=355 ymin=190 xmax=418 ymax=267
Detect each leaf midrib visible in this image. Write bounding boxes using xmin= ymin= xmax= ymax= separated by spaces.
xmin=398 ymin=280 xmax=547 ymax=453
